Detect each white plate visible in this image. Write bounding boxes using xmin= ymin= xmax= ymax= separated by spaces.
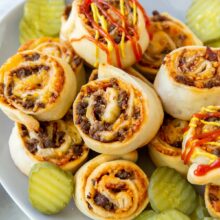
xmin=0 ymin=0 xmax=192 ymax=219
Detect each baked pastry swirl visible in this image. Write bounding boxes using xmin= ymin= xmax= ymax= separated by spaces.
xmin=18 ymin=37 xmax=86 ymax=91
xmin=74 ymin=152 xmax=149 ymax=220
xmin=135 ymin=11 xmax=202 ymax=81
xmin=205 ymin=184 xmax=220 ymax=218
xmin=73 ymin=63 xmax=164 ymax=154
xmin=148 ymin=116 xmax=189 ymax=175
xmin=154 ymin=46 xmax=220 ymax=120
xmin=9 ymin=109 xmax=89 ymax=175
xmin=0 ymin=50 xmax=76 ymax=131
xmin=60 ymin=0 xmax=150 ymax=68
xmin=182 ymin=106 xmax=220 ymax=185
xmin=89 ymin=67 xmax=153 ymax=87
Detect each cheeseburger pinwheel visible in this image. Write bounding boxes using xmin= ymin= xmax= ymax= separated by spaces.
xmin=18 ymin=37 xmax=86 ymax=91
xmin=74 ymin=152 xmax=149 ymax=220
xmin=73 ymin=63 xmax=164 ymax=155
xmin=182 ymin=106 xmax=220 ymax=185
xmin=148 ymin=116 xmax=189 ymax=175
xmin=61 ymin=0 xmax=150 ymax=68
xmin=0 ymin=51 xmax=76 ymax=131
xmin=9 ymin=109 xmax=89 ymax=176
xmin=135 ymin=11 xmax=202 ymax=80
xmin=154 ymin=46 xmax=220 ymax=120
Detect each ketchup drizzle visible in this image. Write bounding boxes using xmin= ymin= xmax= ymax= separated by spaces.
xmin=181 ymin=111 xmax=220 ymax=176
xmin=77 ymin=0 xmax=150 ymax=67
xmin=194 ymin=159 xmax=220 ymax=176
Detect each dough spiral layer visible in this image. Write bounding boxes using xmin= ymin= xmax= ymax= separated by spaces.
xmin=0 ymin=50 xmax=76 ymax=130
xmin=73 ymin=64 xmax=164 ymax=154
xmin=154 ymin=46 xmax=220 ymax=120
xmin=9 ymin=109 xmax=89 ymax=175
xmin=74 ymin=152 xmax=149 ymax=220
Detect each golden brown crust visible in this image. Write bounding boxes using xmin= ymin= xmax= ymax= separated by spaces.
xmin=166 ymin=47 xmax=220 ymax=89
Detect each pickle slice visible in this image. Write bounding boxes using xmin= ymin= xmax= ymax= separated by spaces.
xmin=191 ymin=196 xmax=210 ymax=220
xmin=186 ymin=0 xmax=220 ymax=42
xmin=134 ymin=210 xmax=157 ymax=220
xmin=156 ymin=209 xmax=190 ymax=220
xmin=29 ymin=162 xmax=73 ymax=215
xmin=205 ymin=39 xmax=220 ymax=48
xmin=149 ymin=167 xmax=197 ymax=215
xmin=19 ymin=18 xmax=43 ymax=44
xmin=22 ymin=0 xmax=65 ymax=37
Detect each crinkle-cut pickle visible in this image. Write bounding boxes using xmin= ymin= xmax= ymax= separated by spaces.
xmin=149 ymin=167 xmax=197 ymax=215
xmin=28 ymin=162 xmax=73 ymax=215
xmin=186 ymin=0 xmax=220 ymax=42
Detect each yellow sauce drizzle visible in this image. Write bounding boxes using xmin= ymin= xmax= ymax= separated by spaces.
xmin=91 ymin=3 xmax=100 ymax=67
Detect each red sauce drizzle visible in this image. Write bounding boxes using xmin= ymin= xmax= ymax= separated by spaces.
xmin=193 ymin=112 xmax=220 ymax=120
xmin=181 ymin=112 xmax=220 ymax=176
xmin=75 ymin=0 xmax=150 ymax=67
xmin=194 ymin=159 xmax=220 ymax=176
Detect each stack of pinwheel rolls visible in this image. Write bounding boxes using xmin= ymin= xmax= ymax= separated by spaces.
xmin=0 ymin=37 xmax=89 ymax=175
xmin=4 ymin=0 xmax=220 ymax=218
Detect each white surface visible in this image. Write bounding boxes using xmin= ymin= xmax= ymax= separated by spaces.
xmin=0 ymin=0 xmax=192 ymax=220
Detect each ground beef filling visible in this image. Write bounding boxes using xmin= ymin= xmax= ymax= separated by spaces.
xmin=76 ymin=80 xmax=142 ymax=142
xmin=93 ymin=192 xmax=116 ymax=211
xmin=174 ymin=47 xmax=220 ymax=88
xmin=115 ymin=169 xmax=134 ymax=179
xmin=20 ymin=122 xmax=84 ymax=161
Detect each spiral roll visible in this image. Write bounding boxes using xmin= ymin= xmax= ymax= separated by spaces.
xmin=18 ymin=37 xmax=86 ymax=91
xmin=148 ymin=116 xmax=189 ymax=175
xmin=0 ymin=50 xmax=76 ymax=130
xmin=73 ymin=64 xmax=164 ymax=154
xmin=60 ymin=0 xmax=150 ymax=68
xmin=182 ymin=106 xmax=220 ymax=185
xmin=135 ymin=11 xmax=202 ymax=80
xmin=154 ymin=46 xmax=220 ymax=120
xmin=9 ymin=109 xmax=89 ymax=176
xmin=74 ymin=152 xmax=149 ymax=220
xmin=205 ymin=184 xmax=220 ymax=218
